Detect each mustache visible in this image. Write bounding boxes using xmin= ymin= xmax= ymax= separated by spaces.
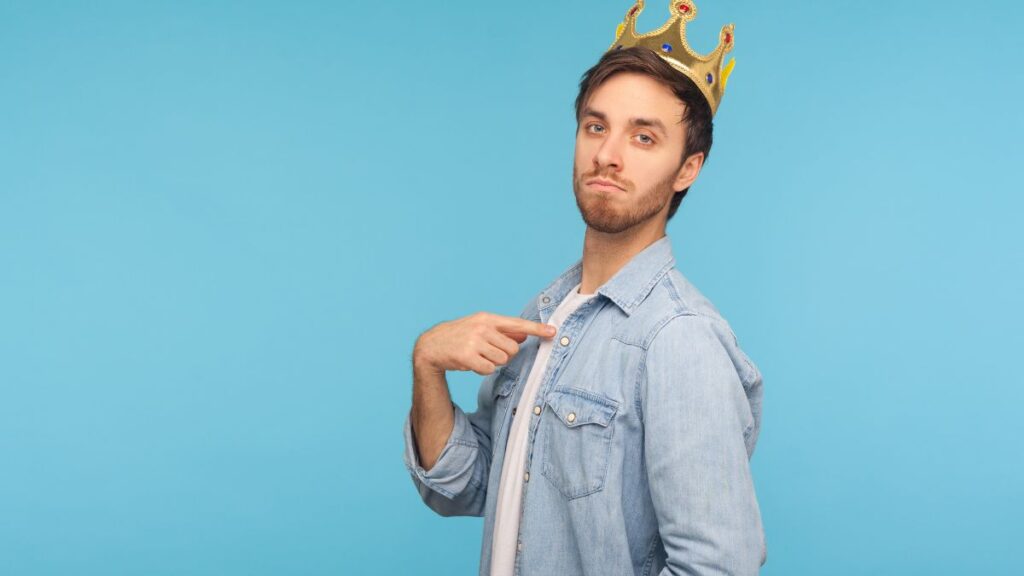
xmin=580 ymin=170 xmax=630 ymax=189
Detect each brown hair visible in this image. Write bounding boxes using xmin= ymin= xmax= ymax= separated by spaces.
xmin=574 ymin=46 xmax=714 ymax=221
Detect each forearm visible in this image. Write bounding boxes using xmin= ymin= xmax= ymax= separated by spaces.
xmin=410 ymin=353 xmax=455 ymax=471
xmin=403 ymin=351 xmax=492 ymax=516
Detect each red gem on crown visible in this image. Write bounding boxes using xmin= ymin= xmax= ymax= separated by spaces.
xmin=677 ymin=3 xmax=691 ymax=13
xmin=724 ymin=32 xmax=732 ymax=44
xmin=629 ymin=6 xmax=638 ymax=16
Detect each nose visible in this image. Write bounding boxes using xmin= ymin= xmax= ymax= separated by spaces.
xmin=593 ymin=131 xmax=623 ymax=173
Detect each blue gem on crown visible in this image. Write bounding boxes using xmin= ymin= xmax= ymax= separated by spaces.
xmin=661 ymin=43 xmax=673 ymax=52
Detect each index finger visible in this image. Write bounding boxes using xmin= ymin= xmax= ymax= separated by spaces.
xmin=493 ymin=315 xmax=556 ymax=338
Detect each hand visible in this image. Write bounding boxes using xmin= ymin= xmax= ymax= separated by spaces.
xmin=414 ymin=312 xmax=557 ymax=376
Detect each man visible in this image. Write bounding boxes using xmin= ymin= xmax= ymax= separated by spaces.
xmin=403 ymin=2 xmax=766 ymax=574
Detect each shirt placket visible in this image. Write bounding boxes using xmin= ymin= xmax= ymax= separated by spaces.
xmin=512 ymin=296 xmax=603 ymax=575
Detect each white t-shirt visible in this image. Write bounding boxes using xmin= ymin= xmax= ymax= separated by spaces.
xmin=490 ymin=281 xmax=597 ymax=576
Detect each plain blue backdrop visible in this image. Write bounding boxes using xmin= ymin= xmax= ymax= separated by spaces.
xmin=2 ymin=1 xmax=1021 ymax=574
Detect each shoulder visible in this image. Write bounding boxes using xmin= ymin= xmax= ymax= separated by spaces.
xmin=638 ymin=267 xmax=731 ymax=347
xmin=640 ymin=268 xmax=761 ymax=390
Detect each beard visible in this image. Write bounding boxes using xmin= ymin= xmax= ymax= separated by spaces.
xmin=572 ymin=164 xmax=677 ymax=234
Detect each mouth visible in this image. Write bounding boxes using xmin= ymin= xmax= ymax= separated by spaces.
xmin=585 ymin=178 xmax=625 ymax=192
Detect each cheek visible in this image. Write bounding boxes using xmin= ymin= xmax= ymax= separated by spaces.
xmin=634 ymin=154 xmax=677 ymax=187
xmin=573 ymin=138 xmax=584 ymax=160
xmin=574 ymin=134 xmax=599 ymax=161
xmin=573 ymin=148 xmax=590 ymax=175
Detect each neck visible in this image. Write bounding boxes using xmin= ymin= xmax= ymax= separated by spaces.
xmin=578 ymin=222 xmax=666 ymax=295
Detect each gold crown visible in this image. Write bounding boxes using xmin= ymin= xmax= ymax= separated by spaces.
xmin=608 ymin=0 xmax=736 ymax=115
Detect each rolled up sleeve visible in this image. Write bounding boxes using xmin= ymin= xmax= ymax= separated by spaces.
xmin=402 ymin=370 xmax=503 ymax=517
xmin=642 ymin=314 xmax=766 ymax=575
xmin=402 ymin=401 xmax=482 ymax=500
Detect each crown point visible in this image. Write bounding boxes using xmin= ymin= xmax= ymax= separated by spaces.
xmin=722 ymin=57 xmax=736 ymax=90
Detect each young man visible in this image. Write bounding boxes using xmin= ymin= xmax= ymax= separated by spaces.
xmin=403 ymin=2 xmax=766 ymax=574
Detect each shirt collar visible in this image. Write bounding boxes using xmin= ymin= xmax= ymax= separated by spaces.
xmin=532 ymin=234 xmax=677 ymax=320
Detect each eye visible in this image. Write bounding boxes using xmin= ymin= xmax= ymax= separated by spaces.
xmin=584 ymin=123 xmax=654 ymax=146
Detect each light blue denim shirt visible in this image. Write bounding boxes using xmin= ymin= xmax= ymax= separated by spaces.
xmin=403 ymin=234 xmax=766 ymax=575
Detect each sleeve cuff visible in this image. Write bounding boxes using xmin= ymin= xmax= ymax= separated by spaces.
xmin=402 ymin=401 xmax=480 ymax=499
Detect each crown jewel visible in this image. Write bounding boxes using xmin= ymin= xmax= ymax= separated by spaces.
xmin=608 ymin=0 xmax=736 ymax=115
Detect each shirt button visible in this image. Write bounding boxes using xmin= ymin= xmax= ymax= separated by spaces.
xmin=559 ymin=336 xmax=570 ymax=346
xmin=517 ymin=541 xmax=523 ymax=551
xmin=524 ymin=471 xmax=530 ymax=482
xmin=567 ymin=412 xmax=576 ymax=423
xmin=533 ymin=405 xmax=542 ymax=415
xmin=512 ymin=407 xmax=517 ymax=416
xmin=541 ymin=296 xmax=550 ymax=303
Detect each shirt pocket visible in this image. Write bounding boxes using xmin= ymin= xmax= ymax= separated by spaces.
xmin=540 ymin=386 xmax=619 ymax=500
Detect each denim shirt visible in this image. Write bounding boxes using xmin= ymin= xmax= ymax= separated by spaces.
xmin=403 ymin=234 xmax=767 ymax=575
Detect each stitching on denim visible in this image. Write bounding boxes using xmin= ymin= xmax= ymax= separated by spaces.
xmin=540 ymin=397 xmax=616 ymax=500
xmin=626 ymin=257 xmax=676 ymax=311
xmin=643 ymin=311 xmax=695 ymax=350
xmin=610 ymin=333 xmax=641 ymax=347
xmin=420 ymin=475 xmax=455 ymax=499
xmin=590 ymin=414 xmax=615 ymax=498
xmin=547 ymin=385 xmax=621 ymax=409
xmin=666 ymin=270 xmax=763 ymax=389
xmin=634 ymin=351 xmax=646 ymax=421
xmin=420 ymin=439 xmax=479 ymax=498
xmin=538 ymin=259 xmax=584 ymax=314
xmin=544 ymin=397 xmax=615 ymax=429
xmin=495 ymin=378 xmax=516 ymax=399
xmin=664 ymin=269 xmax=734 ymax=326
xmin=741 ymin=355 xmax=759 ymax=388
xmin=666 ymin=272 xmax=713 ymax=334
xmin=564 ymin=423 xmax=614 ymax=499
xmin=636 ymin=311 xmax=700 ymax=421
xmin=641 ymin=532 xmax=661 ymax=576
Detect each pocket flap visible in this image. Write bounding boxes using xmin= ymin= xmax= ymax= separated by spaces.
xmin=544 ymin=387 xmax=618 ymax=428
xmin=494 ymin=368 xmax=518 ymax=398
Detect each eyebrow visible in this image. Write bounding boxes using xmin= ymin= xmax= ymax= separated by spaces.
xmin=581 ymin=107 xmax=669 ymax=137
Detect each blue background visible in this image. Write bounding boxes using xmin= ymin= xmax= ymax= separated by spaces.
xmin=2 ymin=1 xmax=1021 ymax=574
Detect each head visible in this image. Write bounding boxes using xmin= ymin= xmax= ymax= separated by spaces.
xmin=572 ymin=46 xmax=714 ymax=233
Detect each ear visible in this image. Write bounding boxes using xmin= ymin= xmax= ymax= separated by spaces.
xmin=673 ymin=151 xmax=704 ymax=191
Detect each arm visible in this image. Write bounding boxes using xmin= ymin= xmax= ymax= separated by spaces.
xmin=402 ymin=354 xmax=502 ymax=517
xmin=409 ymin=358 xmax=457 ymax=471
xmin=402 ymin=311 xmax=555 ymax=517
xmin=641 ymin=314 xmax=766 ymax=575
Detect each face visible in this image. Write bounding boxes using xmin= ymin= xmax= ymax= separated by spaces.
xmin=573 ymin=72 xmax=703 ymax=234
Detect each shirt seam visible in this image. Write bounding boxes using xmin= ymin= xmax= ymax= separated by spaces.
xmin=641 ymin=532 xmax=661 ymax=575
xmin=632 ymin=310 xmax=699 ymax=420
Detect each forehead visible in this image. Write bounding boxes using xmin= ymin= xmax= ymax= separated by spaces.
xmin=584 ymin=72 xmax=686 ymax=126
